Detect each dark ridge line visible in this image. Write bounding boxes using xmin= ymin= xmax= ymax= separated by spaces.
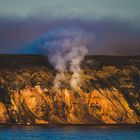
xmin=0 ymin=54 xmax=140 ymax=57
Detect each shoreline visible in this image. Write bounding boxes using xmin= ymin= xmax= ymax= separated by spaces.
xmin=0 ymin=123 xmax=140 ymax=127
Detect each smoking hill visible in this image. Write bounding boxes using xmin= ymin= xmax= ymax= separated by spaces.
xmin=0 ymin=54 xmax=140 ymax=124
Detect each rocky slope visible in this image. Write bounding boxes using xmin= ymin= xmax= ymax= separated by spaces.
xmin=0 ymin=55 xmax=140 ymax=124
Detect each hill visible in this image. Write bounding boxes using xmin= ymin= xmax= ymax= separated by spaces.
xmin=0 ymin=54 xmax=140 ymax=124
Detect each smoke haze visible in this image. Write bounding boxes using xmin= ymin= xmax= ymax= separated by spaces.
xmin=42 ymin=27 xmax=93 ymax=89
xmin=0 ymin=17 xmax=140 ymax=55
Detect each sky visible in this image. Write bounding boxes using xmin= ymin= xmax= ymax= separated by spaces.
xmin=0 ymin=0 xmax=140 ymax=55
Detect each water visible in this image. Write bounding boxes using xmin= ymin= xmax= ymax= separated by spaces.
xmin=0 ymin=124 xmax=140 ymax=140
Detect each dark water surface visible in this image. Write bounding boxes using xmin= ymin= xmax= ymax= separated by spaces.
xmin=0 ymin=124 xmax=140 ymax=140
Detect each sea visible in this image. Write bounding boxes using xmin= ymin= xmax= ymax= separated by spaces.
xmin=0 ymin=124 xmax=140 ymax=140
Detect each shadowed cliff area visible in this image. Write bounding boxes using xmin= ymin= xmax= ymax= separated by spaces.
xmin=0 ymin=54 xmax=140 ymax=124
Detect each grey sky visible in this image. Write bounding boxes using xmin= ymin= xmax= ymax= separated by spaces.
xmin=0 ymin=0 xmax=139 ymax=20
xmin=0 ymin=0 xmax=140 ymax=55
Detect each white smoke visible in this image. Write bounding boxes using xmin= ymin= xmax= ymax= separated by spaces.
xmin=42 ymin=27 xmax=93 ymax=90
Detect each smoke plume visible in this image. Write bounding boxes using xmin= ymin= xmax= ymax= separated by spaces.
xmin=42 ymin=27 xmax=93 ymax=90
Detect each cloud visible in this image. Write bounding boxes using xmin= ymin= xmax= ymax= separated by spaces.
xmin=0 ymin=16 xmax=140 ymax=55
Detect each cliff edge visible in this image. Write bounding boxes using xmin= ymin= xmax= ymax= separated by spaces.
xmin=0 ymin=55 xmax=140 ymax=124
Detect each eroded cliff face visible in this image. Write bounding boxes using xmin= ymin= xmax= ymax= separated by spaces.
xmin=0 ymin=55 xmax=140 ymax=124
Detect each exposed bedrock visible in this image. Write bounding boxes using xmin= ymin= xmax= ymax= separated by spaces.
xmin=0 ymin=55 xmax=140 ymax=124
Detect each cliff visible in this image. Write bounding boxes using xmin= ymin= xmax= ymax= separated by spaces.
xmin=0 ymin=55 xmax=140 ymax=124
